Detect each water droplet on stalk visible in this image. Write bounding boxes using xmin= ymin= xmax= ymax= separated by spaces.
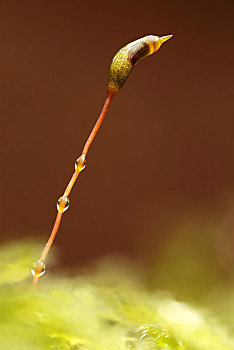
xmin=31 ymin=259 xmax=45 ymax=277
xmin=75 ymin=155 xmax=86 ymax=171
xmin=57 ymin=196 xmax=70 ymax=213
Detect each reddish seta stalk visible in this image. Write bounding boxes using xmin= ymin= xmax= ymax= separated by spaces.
xmin=32 ymin=94 xmax=113 ymax=285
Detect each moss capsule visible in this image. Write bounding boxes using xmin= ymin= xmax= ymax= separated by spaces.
xmin=108 ymin=34 xmax=173 ymax=96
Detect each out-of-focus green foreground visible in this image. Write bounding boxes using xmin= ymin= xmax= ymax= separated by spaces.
xmin=0 ymin=239 xmax=234 ymax=350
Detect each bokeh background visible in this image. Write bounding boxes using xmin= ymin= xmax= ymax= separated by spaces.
xmin=1 ymin=0 xmax=234 ymax=300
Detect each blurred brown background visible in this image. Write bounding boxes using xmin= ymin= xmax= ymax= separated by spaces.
xmin=1 ymin=0 xmax=234 ymax=280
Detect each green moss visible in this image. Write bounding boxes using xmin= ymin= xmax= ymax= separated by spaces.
xmin=0 ymin=240 xmax=233 ymax=350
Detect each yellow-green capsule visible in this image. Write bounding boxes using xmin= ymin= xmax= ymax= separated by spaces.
xmin=107 ymin=35 xmax=173 ymax=96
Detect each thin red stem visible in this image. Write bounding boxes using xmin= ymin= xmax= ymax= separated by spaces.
xmin=82 ymin=94 xmax=113 ymax=157
xmin=41 ymin=211 xmax=63 ymax=261
xmin=33 ymin=93 xmax=113 ymax=285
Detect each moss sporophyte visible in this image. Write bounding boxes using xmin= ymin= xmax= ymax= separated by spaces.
xmin=32 ymin=34 xmax=173 ymax=285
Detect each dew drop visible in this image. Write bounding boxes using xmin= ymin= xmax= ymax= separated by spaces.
xmin=75 ymin=155 xmax=86 ymax=171
xmin=57 ymin=196 xmax=70 ymax=213
xmin=31 ymin=259 xmax=46 ymax=277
